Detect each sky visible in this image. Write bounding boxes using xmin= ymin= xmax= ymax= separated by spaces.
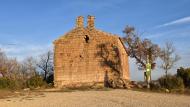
xmin=0 ymin=0 xmax=190 ymax=80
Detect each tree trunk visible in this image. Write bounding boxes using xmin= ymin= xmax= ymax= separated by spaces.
xmin=144 ymin=72 xmax=146 ymax=82
xmin=44 ymin=71 xmax=47 ymax=81
xmin=165 ymin=70 xmax=168 ymax=77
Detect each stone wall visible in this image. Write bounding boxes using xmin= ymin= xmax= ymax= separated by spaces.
xmin=53 ymin=16 xmax=130 ymax=88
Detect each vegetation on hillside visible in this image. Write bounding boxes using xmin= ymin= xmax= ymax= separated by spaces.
xmin=0 ymin=49 xmax=54 ymax=90
xmin=0 ymin=25 xmax=188 ymax=96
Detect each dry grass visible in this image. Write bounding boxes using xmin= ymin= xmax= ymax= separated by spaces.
xmin=0 ymin=90 xmax=14 ymax=99
xmin=0 ymin=89 xmax=190 ymax=107
xmin=0 ymin=89 xmax=45 ymax=100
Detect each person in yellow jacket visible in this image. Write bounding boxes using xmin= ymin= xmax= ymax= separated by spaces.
xmin=146 ymin=57 xmax=151 ymax=88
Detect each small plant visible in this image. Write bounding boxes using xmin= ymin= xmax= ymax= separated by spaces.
xmin=177 ymin=67 xmax=190 ymax=88
xmin=26 ymin=75 xmax=45 ymax=89
xmin=46 ymin=74 xmax=54 ymax=84
xmin=0 ymin=77 xmax=16 ymax=89
xmin=150 ymin=81 xmax=161 ymax=90
xmin=158 ymin=75 xmax=184 ymax=91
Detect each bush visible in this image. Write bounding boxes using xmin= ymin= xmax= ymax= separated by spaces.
xmin=158 ymin=75 xmax=184 ymax=90
xmin=150 ymin=81 xmax=161 ymax=90
xmin=26 ymin=75 xmax=45 ymax=89
xmin=0 ymin=77 xmax=16 ymax=89
xmin=46 ymin=74 xmax=54 ymax=84
xmin=177 ymin=67 xmax=190 ymax=88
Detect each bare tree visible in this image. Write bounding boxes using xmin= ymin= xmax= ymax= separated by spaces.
xmin=0 ymin=49 xmax=8 ymax=77
xmin=37 ymin=51 xmax=53 ymax=81
xmin=122 ymin=26 xmax=160 ymax=81
xmin=5 ymin=58 xmax=21 ymax=80
xmin=15 ymin=57 xmax=39 ymax=89
xmin=0 ymin=49 xmax=26 ymax=80
xmin=21 ymin=57 xmax=38 ymax=79
xmin=160 ymin=42 xmax=180 ymax=77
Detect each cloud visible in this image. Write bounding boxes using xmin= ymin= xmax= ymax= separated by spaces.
xmin=0 ymin=43 xmax=52 ymax=61
xmin=145 ymin=26 xmax=190 ymax=39
xmin=156 ymin=16 xmax=190 ymax=28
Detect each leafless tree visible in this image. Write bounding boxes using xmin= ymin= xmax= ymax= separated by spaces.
xmin=122 ymin=26 xmax=161 ymax=80
xmin=5 ymin=58 xmax=21 ymax=80
xmin=0 ymin=49 xmax=26 ymax=80
xmin=0 ymin=49 xmax=8 ymax=77
xmin=37 ymin=51 xmax=53 ymax=81
xmin=0 ymin=48 xmax=44 ymax=88
xmin=21 ymin=57 xmax=38 ymax=79
xmin=160 ymin=42 xmax=180 ymax=77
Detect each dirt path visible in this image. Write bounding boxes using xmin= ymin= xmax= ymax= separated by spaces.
xmin=0 ymin=90 xmax=190 ymax=107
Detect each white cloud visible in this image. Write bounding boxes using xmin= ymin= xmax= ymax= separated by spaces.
xmin=145 ymin=27 xmax=190 ymax=39
xmin=156 ymin=16 xmax=190 ymax=28
xmin=0 ymin=43 xmax=53 ymax=61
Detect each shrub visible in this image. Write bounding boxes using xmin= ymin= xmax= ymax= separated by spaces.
xmin=150 ymin=81 xmax=161 ymax=90
xmin=46 ymin=74 xmax=54 ymax=84
xmin=14 ymin=79 xmax=27 ymax=89
xmin=26 ymin=75 xmax=45 ymax=89
xmin=0 ymin=77 xmax=16 ymax=89
xmin=158 ymin=75 xmax=184 ymax=90
xmin=177 ymin=67 xmax=190 ymax=88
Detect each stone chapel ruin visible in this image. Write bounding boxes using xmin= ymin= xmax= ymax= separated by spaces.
xmin=53 ymin=16 xmax=130 ymax=88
